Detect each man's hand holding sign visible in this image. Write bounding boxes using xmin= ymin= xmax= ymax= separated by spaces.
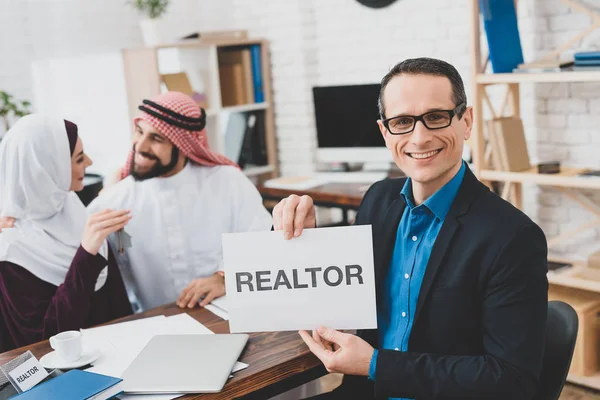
xmin=272 ymin=195 xmax=375 ymax=378
xmin=221 ymin=193 xmax=376 ymax=378
xmin=299 ymin=326 xmax=374 ymax=377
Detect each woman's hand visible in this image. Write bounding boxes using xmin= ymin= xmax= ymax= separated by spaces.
xmin=82 ymin=209 xmax=132 ymax=255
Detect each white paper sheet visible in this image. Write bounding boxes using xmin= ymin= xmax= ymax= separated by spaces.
xmin=223 ymin=225 xmax=377 ymax=333
xmin=83 ymin=313 xmax=247 ymax=380
xmin=160 ymin=313 xmax=215 ymax=335
xmin=83 ymin=316 xmax=169 ymax=378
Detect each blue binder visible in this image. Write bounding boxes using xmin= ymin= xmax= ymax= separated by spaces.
xmin=480 ymin=0 xmax=524 ymax=73
xmin=9 ymin=369 xmax=122 ymax=400
xmin=574 ymin=58 xmax=600 ymax=66
xmin=250 ymin=45 xmax=264 ymax=103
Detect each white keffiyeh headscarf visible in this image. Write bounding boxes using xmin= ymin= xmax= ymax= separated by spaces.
xmin=0 ymin=114 xmax=108 ymax=290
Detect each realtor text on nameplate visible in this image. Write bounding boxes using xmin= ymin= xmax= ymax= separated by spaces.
xmin=223 ymin=225 xmax=377 ymax=333
xmin=7 ymin=355 xmax=49 ymax=392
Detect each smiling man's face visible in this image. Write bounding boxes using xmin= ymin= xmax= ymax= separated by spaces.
xmin=130 ymin=119 xmax=183 ymax=181
xmin=377 ymin=73 xmax=472 ymax=195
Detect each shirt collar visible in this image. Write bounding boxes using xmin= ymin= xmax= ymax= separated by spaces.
xmin=400 ymin=161 xmax=466 ymax=220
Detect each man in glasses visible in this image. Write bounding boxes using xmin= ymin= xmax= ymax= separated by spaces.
xmin=272 ymin=57 xmax=548 ymax=399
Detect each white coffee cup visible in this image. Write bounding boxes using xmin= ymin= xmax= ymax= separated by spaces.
xmin=49 ymin=331 xmax=83 ymax=362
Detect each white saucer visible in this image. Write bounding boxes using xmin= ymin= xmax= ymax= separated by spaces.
xmin=40 ymin=347 xmax=101 ymax=370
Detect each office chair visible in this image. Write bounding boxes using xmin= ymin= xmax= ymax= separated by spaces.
xmin=534 ymin=300 xmax=579 ymax=400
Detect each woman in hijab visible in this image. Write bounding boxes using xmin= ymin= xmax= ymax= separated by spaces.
xmin=0 ymin=114 xmax=133 ymax=352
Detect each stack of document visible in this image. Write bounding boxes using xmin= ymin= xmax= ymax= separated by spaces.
xmin=82 ymin=313 xmax=247 ymax=400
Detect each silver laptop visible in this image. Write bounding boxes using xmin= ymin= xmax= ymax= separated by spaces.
xmin=121 ymin=334 xmax=249 ymax=394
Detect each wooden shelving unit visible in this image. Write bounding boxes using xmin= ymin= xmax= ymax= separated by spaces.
xmin=548 ymin=266 xmax=600 ymax=294
xmin=479 ymin=167 xmax=600 ymax=189
xmin=121 ymin=38 xmax=278 ymax=182
xmin=469 ymin=0 xmax=600 ymax=390
xmin=567 ymin=372 xmax=600 ymax=390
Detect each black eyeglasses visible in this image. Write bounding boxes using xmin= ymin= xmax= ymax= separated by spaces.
xmin=381 ymin=103 xmax=466 ymax=135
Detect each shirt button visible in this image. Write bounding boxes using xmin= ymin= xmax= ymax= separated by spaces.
xmin=412 ymin=236 xmax=417 ymax=242
xmin=401 ymin=312 xmax=407 ymax=318
xmin=404 ymin=273 xmax=410 ymax=279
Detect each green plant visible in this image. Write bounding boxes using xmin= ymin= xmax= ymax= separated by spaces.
xmin=129 ymin=0 xmax=169 ymax=19
xmin=0 ymin=91 xmax=31 ymax=132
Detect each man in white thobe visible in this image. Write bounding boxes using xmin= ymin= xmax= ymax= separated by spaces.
xmin=88 ymin=92 xmax=272 ymax=311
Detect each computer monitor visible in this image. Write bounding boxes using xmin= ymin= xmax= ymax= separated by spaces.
xmin=312 ymin=84 xmax=393 ymax=165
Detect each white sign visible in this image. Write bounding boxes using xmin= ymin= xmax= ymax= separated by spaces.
xmin=223 ymin=225 xmax=377 ymax=333
xmin=8 ymin=356 xmax=49 ymax=392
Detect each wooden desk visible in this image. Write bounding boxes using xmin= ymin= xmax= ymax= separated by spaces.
xmin=0 ymin=304 xmax=326 ymax=399
xmin=258 ymin=183 xmax=368 ymax=224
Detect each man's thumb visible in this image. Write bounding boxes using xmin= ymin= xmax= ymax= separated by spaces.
xmin=318 ymin=326 xmax=338 ymax=343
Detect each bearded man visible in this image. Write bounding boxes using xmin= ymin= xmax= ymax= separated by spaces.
xmin=87 ymin=91 xmax=272 ymax=311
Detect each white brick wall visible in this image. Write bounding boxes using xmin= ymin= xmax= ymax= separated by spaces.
xmin=1 ymin=0 xmax=600 ymax=259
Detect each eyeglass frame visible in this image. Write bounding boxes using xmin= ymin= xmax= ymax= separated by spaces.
xmin=380 ymin=102 xmax=467 ymax=135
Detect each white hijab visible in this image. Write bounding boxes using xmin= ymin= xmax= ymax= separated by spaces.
xmin=0 ymin=114 xmax=108 ymax=291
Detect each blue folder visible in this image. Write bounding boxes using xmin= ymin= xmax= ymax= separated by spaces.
xmin=574 ymin=58 xmax=600 ymax=66
xmin=9 ymin=369 xmax=122 ymax=400
xmin=250 ymin=44 xmax=264 ymax=103
xmin=480 ymin=0 xmax=525 ymax=73
xmin=574 ymin=51 xmax=600 ymax=61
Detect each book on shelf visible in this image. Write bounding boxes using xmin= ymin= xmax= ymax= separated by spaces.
xmin=249 ymin=44 xmax=264 ymax=103
xmin=486 ymin=117 xmax=531 ymax=172
xmin=218 ymin=47 xmax=254 ymax=106
xmin=547 ymin=260 xmax=572 ymax=273
xmin=223 ymin=110 xmax=267 ymax=168
xmin=578 ymin=170 xmax=600 ymax=178
xmin=571 ymin=65 xmax=600 ymax=71
xmin=239 ymin=111 xmax=267 ymax=168
xmin=480 ymin=0 xmax=524 ymax=73
xmin=574 ymin=51 xmax=600 ymax=61
xmin=574 ymin=58 xmax=600 ymax=67
xmin=514 ymin=59 xmax=574 ymax=73
xmin=217 ymin=45 xmax=264 ymax=106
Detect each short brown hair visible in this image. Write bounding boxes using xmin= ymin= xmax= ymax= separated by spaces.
xmin=378 ymin=57 xmax=467 ymax=119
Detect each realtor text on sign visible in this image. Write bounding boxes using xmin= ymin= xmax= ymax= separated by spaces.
xmin=235 ymin=264 xmax=364 ymax=292
xmin=223 ymin=225 xmax=377 ymax=333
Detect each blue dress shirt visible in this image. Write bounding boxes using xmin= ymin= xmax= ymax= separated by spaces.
xmin=368 ymin=162 xmax=465 ymax=400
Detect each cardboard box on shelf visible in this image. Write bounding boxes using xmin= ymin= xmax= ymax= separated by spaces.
xmin=161 ymin=72 xmax=208 ymax=109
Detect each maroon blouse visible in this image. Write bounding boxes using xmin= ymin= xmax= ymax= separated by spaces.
xmin=0 ymin=246 xmax=133 ymax=352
